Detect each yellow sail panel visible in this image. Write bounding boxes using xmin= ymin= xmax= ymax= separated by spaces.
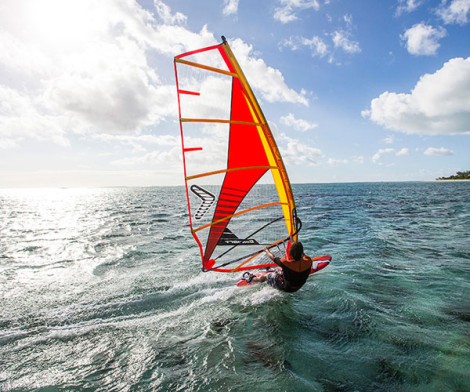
xmin=243 ymin=96 xmax=296 ymax=238
xmin=227 ymin=43 xmax=297 ymax=240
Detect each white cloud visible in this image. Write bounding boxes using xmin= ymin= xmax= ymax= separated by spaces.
xmin=43 ymin=49 xmax=168 ymax=133
xmin=396 ymin=0 xmax=423 ymax=15
xmin=371 ymin=147 xmax=410 ymax=162
xmin=153 ymin=0 xmax=187 ymax=24
xmin=437 ymin=0 xmax=470 ymax=25
xmin=332 ymin=31 xmax=361 ymax=54
xmin=0 ymin=0 xmax=181 ymax=147
xmin=148 ymin=24 xmax=216 ymax=56
xmin=0 ymin=0 xmax=308 ymax=154
xmin=274 ymin=0 xmax=320 ymax=24
xmin=280 ymin=113 xmax=317 ymax=131
xmin=223 ymin=0 xmax=240 ymax=16
xmin=383 ymin=135 xmax=395 ymax=144
xmin=362 ymin=57 xmax=470 ymax=135
xmin=231 ymin=39 xmax=309 ymax=105
xmin=372 ymin=148 xmax=395 ymax=163
xmin=0 ymin=85 xmax=69 ymax=147
xmin=279 ymin=14 xmax=360 ymax=61
xmin=424 ymin=147 xmax=454 ymax=156
xmin=280 ymin=35 xmax=328 ymax=57
xmin=343 ymin=14 xmax=353 ymax=26
xmin=400 ymin=23 xmax=446 ymax=56
xmin=279 ymin=37 xmax=300 ymax=51
xmin=304 ymin=36 xmax=329 ymax=57
xmin=396 ymin=147 xmax=409 ymax=156
xmin=279 ymin=133 xmax=322 ymax=166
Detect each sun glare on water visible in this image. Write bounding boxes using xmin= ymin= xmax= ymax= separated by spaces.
xmin=1 ymin=187 xmax=109 ymax=279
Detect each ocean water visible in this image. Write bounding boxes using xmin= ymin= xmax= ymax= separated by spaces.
xmin=0 ymin=182 xmax=469 ymax=391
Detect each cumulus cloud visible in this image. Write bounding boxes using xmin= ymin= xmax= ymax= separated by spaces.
xmin=362 ymin=57 xmax=470 ymax=135
xmin=44 ymin=53 xmax=169 ymax=133
xmin=0 ymin=0 xmax=181 ymax=147
xmin=280 ymin=113 xmax=317 ymax=131
xmin=279 ymin=133 xmax=322 ymax=166
xmin=223 ymin=0 xmax=239 ymax=16
xmin=0 ymin=85 xmax=69 ymax=147
xmin=154 ymin=0 xmax=187 ymax=24
xmin=437 ymin=0 xmax=470 ymax=25
xmin=231 ymin=39 xmax=308 ymax=105
xmin=0 ymin=0 xmax=308 ymax=152
xmin=424 ymin=147 xmax=454 ymax=156
xmin=401 ymin=22 xmax=446 ymax=55
xmin=274 ymin=0 xmax=320 ymax=24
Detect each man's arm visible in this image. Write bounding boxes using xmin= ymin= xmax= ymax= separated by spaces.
xmin=264 ymin=248 xmax=282 ymax=267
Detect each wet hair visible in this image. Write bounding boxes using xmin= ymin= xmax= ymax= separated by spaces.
xmin=289 ymin=241 xmax=304 ymax=261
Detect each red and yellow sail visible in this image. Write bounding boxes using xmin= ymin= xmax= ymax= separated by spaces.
xmin=174 ymin=37 xmax=299 ymax=272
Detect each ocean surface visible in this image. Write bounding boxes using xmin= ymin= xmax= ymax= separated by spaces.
xmin=1 ymin=182 xmax=469 ymax=391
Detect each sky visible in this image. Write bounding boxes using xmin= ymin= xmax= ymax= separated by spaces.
xmin=1 ymin=0 xmax=469 ymax=187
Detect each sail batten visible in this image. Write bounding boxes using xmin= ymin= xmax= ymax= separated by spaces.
xmin=175 ymin=57 xmax=238 ymax=77
xmin=175 ymin=37 xmax=298 ymax=272
xmin=180 ymin=118 xmax=262 ymax=126
xmin=186 ymin=166 xmax=279 ymax=181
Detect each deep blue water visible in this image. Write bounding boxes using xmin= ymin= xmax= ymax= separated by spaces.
xmin=0 ymin=182 xmax=469 ymax=391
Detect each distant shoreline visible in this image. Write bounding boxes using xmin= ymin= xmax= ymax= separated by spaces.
xmin=435 ymin=179 xmax=470 ymax=182
xmin=436 ymin=171 xmax=470 ymax=181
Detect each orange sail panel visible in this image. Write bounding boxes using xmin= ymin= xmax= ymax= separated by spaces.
xmin=175 ymin=38 xmax=298 ymax=272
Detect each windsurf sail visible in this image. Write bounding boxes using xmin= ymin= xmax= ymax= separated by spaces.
xmin=174 ymin=36 xmax=301 ymax=272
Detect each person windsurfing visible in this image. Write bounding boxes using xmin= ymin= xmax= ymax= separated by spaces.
xmin=244 ymin=241 xmax=313 ymax=292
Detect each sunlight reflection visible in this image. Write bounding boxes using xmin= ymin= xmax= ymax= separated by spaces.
xmin=1 ymin=188 xmax=112 ymax=270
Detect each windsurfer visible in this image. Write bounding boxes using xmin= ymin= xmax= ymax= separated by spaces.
xmin=247 ymin=242 xmax=313 ymax=292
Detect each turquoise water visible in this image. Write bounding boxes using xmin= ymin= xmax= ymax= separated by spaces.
xmin=1 ymin=182 xmax=469 ymax=391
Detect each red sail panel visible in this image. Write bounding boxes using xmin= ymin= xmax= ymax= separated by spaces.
xmin=203 ymin=76 xmax=269 ymax=262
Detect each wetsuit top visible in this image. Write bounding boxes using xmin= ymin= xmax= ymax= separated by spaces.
xmin=273 ymin=255 xmax=312 ymax=292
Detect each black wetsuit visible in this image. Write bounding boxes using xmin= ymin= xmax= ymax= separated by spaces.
xmin=267 ymin=257 xmax=311 ymax=292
